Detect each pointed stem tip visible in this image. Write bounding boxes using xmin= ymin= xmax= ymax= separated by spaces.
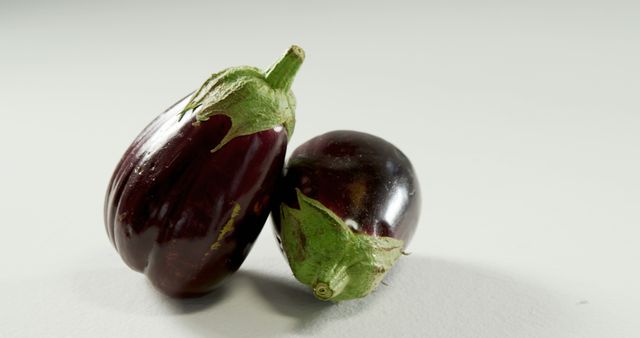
xmin=265 ymin=45 xmax=305 ymax=91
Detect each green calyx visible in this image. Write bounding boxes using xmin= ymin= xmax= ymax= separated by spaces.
xmin=280 ymin=189 xmax=404 ymax=302
xmin=179 ymin=45 xmax=305 ymax=153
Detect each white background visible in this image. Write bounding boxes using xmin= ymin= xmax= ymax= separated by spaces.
xmin=1 ymin=0 xmax=639 ymax=337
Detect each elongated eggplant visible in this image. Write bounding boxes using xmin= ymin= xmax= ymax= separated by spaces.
xmin=104 ymin=46 xmax=305 ymax=297
xmin=273 ymin=130 xmax=420 ymax=301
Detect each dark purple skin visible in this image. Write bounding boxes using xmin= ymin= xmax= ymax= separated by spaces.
xmin=105 ymin=94 xmax=287 ymax=297
xmin=273 ymin=130 xmax=420 ymax=247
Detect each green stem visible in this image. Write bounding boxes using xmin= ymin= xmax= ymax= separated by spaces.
xmin=265 ymin=45 xmax=305 ymax=91
xmin=313 ymin=265 xmax=350 ymax=301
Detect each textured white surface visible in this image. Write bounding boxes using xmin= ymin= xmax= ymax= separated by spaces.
xmin=1 ymin=0 xmax=639 ymax=337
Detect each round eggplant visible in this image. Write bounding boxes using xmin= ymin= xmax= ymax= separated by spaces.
xmin=273 ymin=130 xmax=420 ymax=301
xmin=104 ymin=46 xmax=305 ymax=297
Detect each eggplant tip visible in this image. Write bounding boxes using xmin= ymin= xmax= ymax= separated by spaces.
xmin=313 ymin=282 xmax=333 ymax=300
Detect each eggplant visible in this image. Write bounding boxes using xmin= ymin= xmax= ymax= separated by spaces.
xmin=104 ymin=46 xmax=305 ymax=297
xmin=273 ymin=130 xmax=420 ymax=301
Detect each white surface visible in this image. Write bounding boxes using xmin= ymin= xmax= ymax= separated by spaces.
xmin=1 ymin=1 xmax=639 ymax=337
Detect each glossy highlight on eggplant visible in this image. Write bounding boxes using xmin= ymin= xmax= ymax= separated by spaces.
xmin=104 ymin=46 xmax=304 ymax=297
